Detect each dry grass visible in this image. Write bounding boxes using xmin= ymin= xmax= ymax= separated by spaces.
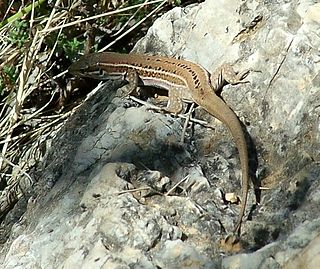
xmin=0 ymin=0 xmax=170 ymax=220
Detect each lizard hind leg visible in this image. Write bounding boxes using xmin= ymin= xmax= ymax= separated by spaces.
xmin=162 ymin=88 xmax=184 ymax=114
xmin=139 ymin=87 xmax=184 ymax=115
xmin=211 ymin=63 xmax=251 ymax=93
xmin=221 ymin=64 xmax=251 ymax=85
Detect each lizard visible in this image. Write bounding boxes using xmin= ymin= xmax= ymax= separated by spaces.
xmin=68 ymin=52 xmax=250 ymax=236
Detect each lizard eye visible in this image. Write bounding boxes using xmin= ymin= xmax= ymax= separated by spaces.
xmin=99 ymin=68 xmax=104 ymax=77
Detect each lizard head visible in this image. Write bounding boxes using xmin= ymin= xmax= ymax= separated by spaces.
xmin=68 ymin=53 xmax=109 ymax=80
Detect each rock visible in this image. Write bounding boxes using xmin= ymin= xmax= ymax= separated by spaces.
xmin=222 ymin=218 xmax=320 ymax=269
xmin=153 ymin=240 xmax=218 ymax=269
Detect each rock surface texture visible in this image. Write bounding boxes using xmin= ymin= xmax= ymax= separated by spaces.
xmin=1 ymin=0 xmax=320 ymax=268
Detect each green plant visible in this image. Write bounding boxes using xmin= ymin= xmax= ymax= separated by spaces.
xmin=0 ymin=65 xmax=18 ymax=94
xmin=58 ymin=35 xmax=85 ymax=60
xmin=8 ymin=20 xmax=29 ymax=48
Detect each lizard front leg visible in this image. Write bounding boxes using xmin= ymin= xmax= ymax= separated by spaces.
xmin=123 ymin=70 xmax=142 ymax=96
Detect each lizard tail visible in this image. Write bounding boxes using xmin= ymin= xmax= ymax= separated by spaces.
xmin=198 ymin=93 xmax=249 ymax=235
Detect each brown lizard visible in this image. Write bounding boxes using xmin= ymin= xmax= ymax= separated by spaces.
xmin=69 ymin=52 xmax=250 ymax=236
